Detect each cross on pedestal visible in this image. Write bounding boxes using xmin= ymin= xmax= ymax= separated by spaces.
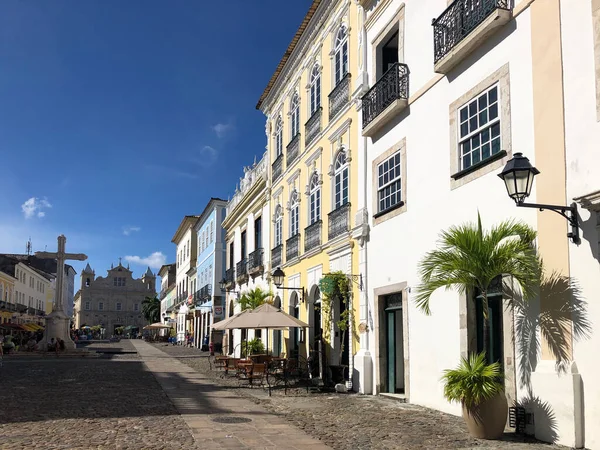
xmin=35 ymin=235 xmax=87 ymax=351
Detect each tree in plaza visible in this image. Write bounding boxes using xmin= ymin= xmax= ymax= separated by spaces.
xmin=414 ymin=213 xmax=540 ymax=362
xmin=142 ymin=296 xmax=161 ymax=323
xmin=237 ymin=287 xmax=272 ymax=311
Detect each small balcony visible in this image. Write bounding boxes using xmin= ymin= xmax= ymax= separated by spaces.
xmin=272 ymin=153 xmax=284 ymax=180
xmin=199 ymin=284 xmax=212 ymax=300
xmin=305 ymin=107 xmax=322 ymax=148
xmin=286 ymin=133 xmax=301 ymax=168
xmin=362 ymin=63 xmax=409 ymax=137
xmin=248 ymin=248 xmax=264 ymax=276
xmin=286 ymin=234 xmax=300 ymax=261
xmin=328 ymin=203 xmax=351 ymax=240
xmin=304 ymin=220 xmax=322 ymax=253
xmin=27 ymin=307 xmax=36 ymax=315
xmin=433 ymin=0 xmax=513 ymax=74
xmin=224 ymin=268 xmax=235 ymax=288
xmin=329 ymin=73 xmax=351 ymax=120
xmin=271 ymin=244 xmax=283 ymax=268
xmin=236 ymin=259 xmax=248 ymax=283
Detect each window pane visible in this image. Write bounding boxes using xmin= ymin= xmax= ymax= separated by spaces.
xmin=469 ymin=116 xmax=478 ymax=132
xmin=491 ymin=137 xmax=501 ymax=154
xmin=491 ymin=122 xmax=500 ymax=138
xmin=460 ymin=107 xmax=468 ymax=122
xmin=489 ymin=103 xmax=498 ymax=120
xmin=469 ymin=101 xmax=477 ymax=116
xmin=479 ymin=109 xmax=488 ymax=126
xmin=478 ymin=94 xmax=488 ymax=109
xmin=481 ymin=142 xmax=491 ymax=160
xmin=488 ymin=87 xmax=498 ymax=104
xmin=460 ymin=122 xmax=469 ymax=138
xmin=463 ymin=154 xmax=471 ymax=169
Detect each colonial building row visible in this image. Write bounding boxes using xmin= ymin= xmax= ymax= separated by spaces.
xmin=160 ymin=1 xmax=600 ymax=448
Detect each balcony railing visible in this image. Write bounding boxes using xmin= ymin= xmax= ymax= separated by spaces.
xmin=328 ymin=203 xmax=351 ymax=240
xmin=236 ymin=259 xmax=248 ymax=281
xmin=286 ymin=133 xmax=301 ymax=168
xmin=271 ymin=244 xmax=283 ymax=268
xmin=286 ymin=234 xmax=300 ymax=261
xmin=433 ymin=0 xmax=512 ymax=64
xmin=304 ymin=220 xmax=322 ymax=252
xmin=27 ymin=307 xmax=36 ymax=315
xmin=362 ymin=63 xmax=409 ymax=129
xmin=199 ymin=284 xmax=212 ymax=300
xmin=272 ymin=153 xmax=284 ymax=180
xmin=248 ymin=248 xmax=264 ymax=274
xmin=224 ymin=268 xmax=235 ymax=286
xmin=329 ymin=73 xmax=351 ymax=120
xmin=305 ymin=107 xmax=322 ymax=147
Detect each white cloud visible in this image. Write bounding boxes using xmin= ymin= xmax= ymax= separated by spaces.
xmin=21 ymin=197 xmax=52 ymax=219
xmin=188 ymin=145 xmax=218 ymax=168
xmin=123 ymin=226 xmax=141 ymax=236
xmin=211 ymin=122 xmax=234 ymax=138
xmin=124 ymin=252 xmax=166 ymax=270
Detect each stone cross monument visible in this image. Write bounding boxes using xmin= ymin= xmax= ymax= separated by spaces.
xmin=36 ymin=235 xmax=87 ymax=350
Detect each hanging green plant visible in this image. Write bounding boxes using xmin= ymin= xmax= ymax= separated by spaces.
xmin=318 ymin=271 xmax=355 ymax=365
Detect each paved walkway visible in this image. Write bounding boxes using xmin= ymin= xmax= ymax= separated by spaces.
xmin=131 ymin=340 xmax=329 ymax=449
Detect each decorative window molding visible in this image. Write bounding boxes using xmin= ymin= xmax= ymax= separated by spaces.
xmin=308 ymin=172 xmax=322 ymax=225
xmin=287 ymin=168 xmax=301 ymax=185
xmin=449 ymin=63 xmax=511 ymax=190
xmin=288 ymin=190 xmax=300 ymax=237
xmin=309 ymin=64 xmax=322 ymax=115
xmin=333 ymin=150 xmax=349 ymax=209
xmin=290 ymin=92 xmax=300 ymax=139
xmin=372 ymin=138 xmax=407 ymax=225
xmin=274 ymin=116 xmax=283 ymax=157
xmin=333 ymin=24 xmax=349 ymax=87
xmin=305 ymin=146 xmax=323 ymax=168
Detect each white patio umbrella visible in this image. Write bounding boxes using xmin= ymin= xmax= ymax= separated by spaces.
xmin=143 ymin=322 xmax=171 ymax=330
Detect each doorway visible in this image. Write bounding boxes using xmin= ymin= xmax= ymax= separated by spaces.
xmin=289 ymin=292 xmax=300 ymax=359
xmin=384 ymin=293 xmax=404 ymax=394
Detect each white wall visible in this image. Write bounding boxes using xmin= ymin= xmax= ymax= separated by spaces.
xmin=560 ymin=2 xmax=600 ymax=448
xmin=363 ymin=0 xmax=536 ymax=415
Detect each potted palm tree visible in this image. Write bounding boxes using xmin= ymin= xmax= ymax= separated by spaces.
xmin=414 ymin=214 xmax=540 ymax=439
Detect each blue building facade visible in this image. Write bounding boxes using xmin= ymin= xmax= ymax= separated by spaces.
xmin=192 ymin=198 xmax=228 ymax=348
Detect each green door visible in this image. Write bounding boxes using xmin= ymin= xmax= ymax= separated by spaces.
xmin=387 ymin=310 xmax=396 ymax=393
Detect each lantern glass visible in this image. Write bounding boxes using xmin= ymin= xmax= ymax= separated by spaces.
xmin=219 ymin=278 xmax=226 ymax=290
xmin=272 ymin=268 xmax=285 ymax=287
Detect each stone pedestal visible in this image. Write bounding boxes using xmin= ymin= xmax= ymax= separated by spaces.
xmin=42 ymin=310 xmax=76 ymax=351
xmin=353 ymin=346 xmax=374 ymax=394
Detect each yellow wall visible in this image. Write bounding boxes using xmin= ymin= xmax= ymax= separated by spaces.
xmin=262 ymin=0 xmax=361 ymax=363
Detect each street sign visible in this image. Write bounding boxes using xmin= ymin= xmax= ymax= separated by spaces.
xmin=214 ymin=306 xmax=223 ymax=317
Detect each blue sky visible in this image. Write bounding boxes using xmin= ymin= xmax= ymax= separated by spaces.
xmin=0 ymin=0 xmax=311 ymax=288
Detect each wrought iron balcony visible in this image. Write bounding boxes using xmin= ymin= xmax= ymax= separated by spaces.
xmin=362 ymin=63 xmax=409 ymax=132
xmin=433 ymin=0 xmax=512 ymax=65
xmin=224 ymin=268 xmax=235 ymax=286
xmin=329 ymin=73 xmax=351 ymax=120
xmin=286 ymin=133 xmax=301 ymax=168
xmin=305 ymin=107 xmax=322 ymax=147
xmin=27 ymin=307 xmax=35 ymax=315
xmin=286 ymin=234 xmax=300 ymax=261
xmin=328 ymin=203 xmax=351 ymax=240
xmin=199 ymin=284 xmax=212 ymax=300
xmin=304 ymin=220 xmax=322 ymax=252
xmin=248 ymin=248 xmax=264 ymax=274
xmin=272 ymin=153 xmax=284 ymax=180
xmin=271 ymin=244 xmax=283 ymax=268
xmin=236 ymin=259 xmax=248 ymax=282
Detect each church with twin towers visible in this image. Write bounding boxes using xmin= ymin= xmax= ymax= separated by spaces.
xmin=73 ymin=260 xmax=156 ymax=334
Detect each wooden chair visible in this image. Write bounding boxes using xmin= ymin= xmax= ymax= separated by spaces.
xmin=247 ymin=363 xmax=266 ymax=388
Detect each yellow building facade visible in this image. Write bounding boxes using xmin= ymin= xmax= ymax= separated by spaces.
xmin=256 ymin=0 xmax=362 ymax=386
xmin=0 ymin=270 xmax=16 ymax=324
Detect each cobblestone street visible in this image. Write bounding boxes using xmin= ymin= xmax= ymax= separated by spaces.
xmin=0 ymin=341 xmax=570 ymax=449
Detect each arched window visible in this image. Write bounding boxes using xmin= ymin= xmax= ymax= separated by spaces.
xmin=290 ymin=93 xmax=300 ymax=138
xmin=334 ymin=25 xmax=349 ymax=85
xmin=309 ymin=173 xmax=321 ymax=225
xmin=309 ymin=65 xmax=321 ymax=115
xmin=333 ymin=151 xmax=349 ymax=209
xmin=289 ymin=190 xmax=300 ymax=237
xmin=274 ymin=205 xmax=283 ymax=247
xmin=275 ymin=116 xmax=283 ymax=157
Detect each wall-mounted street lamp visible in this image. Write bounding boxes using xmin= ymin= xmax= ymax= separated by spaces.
xmin=498 ymin=152 xmax=580 ymax=244
xmin=271 ymin=267 xmax=306 ymax=303
xmin=218 ymin=278 xmax=240 ymax=296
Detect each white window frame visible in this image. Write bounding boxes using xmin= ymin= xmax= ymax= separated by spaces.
xmin=377 ymin=151 xmax=402 ymax=213
xmin=309 ymin=173 xmax=321 ymax=225
xmin=309 ymin=65 xmax=321 ymax=116
xmin=334 ymin=25 xmax=349 ymax=85
xmin=116 ymin=302 xmax=122 ymax=311
xmin=333 ymin=151 xmax=349 ymax=209
xmin=275 ymin=116 xmax=283 ymax=157
xmin=85 ymin=301 xmax=90 ymax=311
xmin=458 ymin=84 xmax=501 ymax=171
xmin=289 ymin=190 xmax=300 ymax=237
xmin=290 ymin=93 xmax=300 ymax=138
xmin=274 ymin=205 xmax=283 ymax=247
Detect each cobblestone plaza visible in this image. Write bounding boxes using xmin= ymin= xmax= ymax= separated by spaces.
xmin=0 ymin=341 xmax=569 ymax=449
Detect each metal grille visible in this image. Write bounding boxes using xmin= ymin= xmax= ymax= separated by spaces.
xmin=509 ymin=406 xmax=526 ymax=434
xmin=329 ymin=73 xmax=351 ymax=120
xmin=271 ymin=244 xmax=283 ymax=268
xmin=286 ymin=234 xmax=300 ymax=261
xmin=362 ymin=63 xmax=409 ymax=129
xmin=286 ymin=133 xmax=301 ymax=168
xmin=224 ymin=267 xmax=235 ymax=285
xmin=272 ymin=153 xmax=283 ymax=180
xmin=199 ymin=284 xmax=211 ymax=300
xmin=236 ymin=259 xmax=247 ymax=279
xmin=328 ymin=203 xmax=351 ymax=240
xmin=305 ymin=107 xmax=322 ymax=147
xmin=433 ymin=0 xmax=512 ymax=63
xmin=248 ymin=248 xmax=264 ymax=272
xmin=304 ymin=221 xmax=322 ymax=252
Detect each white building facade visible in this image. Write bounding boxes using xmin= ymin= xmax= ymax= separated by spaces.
xmin=222 ymin=153 xmax=271 ymax=358
xmin=357 ymin=0 xmax=599 ymax=448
